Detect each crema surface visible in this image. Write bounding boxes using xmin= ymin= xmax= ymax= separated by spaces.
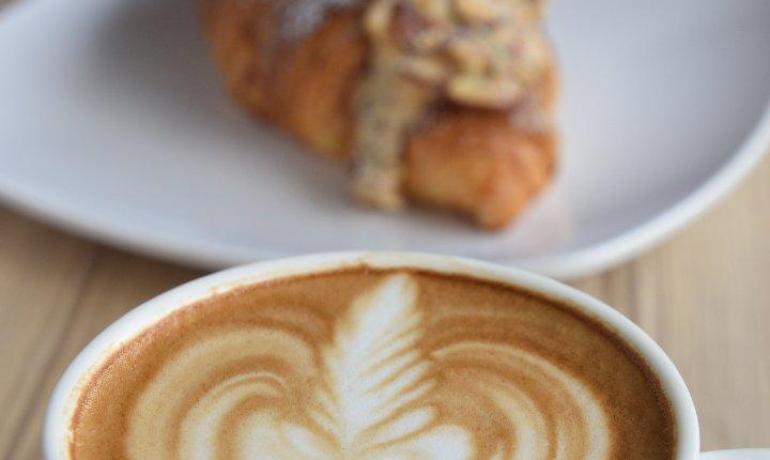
xmin=70 ymin=269 xmax=675 ymax=459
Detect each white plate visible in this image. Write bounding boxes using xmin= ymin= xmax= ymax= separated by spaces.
xmin=0 ymin=0 xmax=768 ymax=279
xmin=702 ymin=450 xmax=770 ymax=460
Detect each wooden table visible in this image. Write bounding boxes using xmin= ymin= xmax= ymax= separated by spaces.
xmin=0 ymin=154 xmax=767 ymax=458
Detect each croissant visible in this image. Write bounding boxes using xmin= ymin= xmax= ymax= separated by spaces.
xmin=203 ymin=0 xmax=558 ymax=229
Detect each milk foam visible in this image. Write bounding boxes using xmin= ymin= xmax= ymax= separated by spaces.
xmin=118 ymin=275 xmax=608 ymax=459
xmin=70 ymin=269 xmax=675 ymax=459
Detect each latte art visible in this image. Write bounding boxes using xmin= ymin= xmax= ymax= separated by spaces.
xmin=70 ymin=269 xmax=676 ymax=459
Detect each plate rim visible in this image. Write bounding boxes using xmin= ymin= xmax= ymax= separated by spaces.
xmin=519 ymin=101 xmax=770 ymax=278
xmin=700 ymin=449 xmax=770 ymax=460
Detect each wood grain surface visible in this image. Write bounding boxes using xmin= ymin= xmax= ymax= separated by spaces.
xmin=0 ymin=154 xmax=767 ymax=459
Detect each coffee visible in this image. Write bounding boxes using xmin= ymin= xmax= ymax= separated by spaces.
xmin=69 ymin=268 xmax=676 ymax=459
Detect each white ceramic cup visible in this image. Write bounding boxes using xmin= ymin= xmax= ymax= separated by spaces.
xmin=43 ymin=252 xmax=769 ymax=459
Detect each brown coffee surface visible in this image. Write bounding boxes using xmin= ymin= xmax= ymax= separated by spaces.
xmin=70 ymin=268 xmax=676 ymax=459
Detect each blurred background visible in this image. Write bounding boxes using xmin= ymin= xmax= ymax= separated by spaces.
xmin=0 ymin=0 xmax=768 ymax=457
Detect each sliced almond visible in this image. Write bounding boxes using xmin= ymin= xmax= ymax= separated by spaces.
xmin=447 ymin=38 xmax=490 ymax=73
xmin=453 ymin=0 xmax=510 ymax=23
xmin=412 ymin=27 xmax=451 ymax=52
xmin=401 ymin=57 xmax=448 ymax=84
xmin=447 ymin=75 xmax=522 ymax=107
xmin=413 ymin=0 xmax=452 ymax=22
xmin=365 ymin=0 xmax=397 ymax=39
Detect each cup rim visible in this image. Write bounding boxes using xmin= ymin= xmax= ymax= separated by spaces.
xmin=44 ymin=251 xmax=700 ymax=459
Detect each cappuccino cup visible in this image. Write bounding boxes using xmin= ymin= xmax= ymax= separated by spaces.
xmin=44 ymin=252 xmax=769 ymax=459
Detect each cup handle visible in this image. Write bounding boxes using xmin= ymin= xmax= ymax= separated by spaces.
xmin=701 ymin=450 xmax=770 ymax=459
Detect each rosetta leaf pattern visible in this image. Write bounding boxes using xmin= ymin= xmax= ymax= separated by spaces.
xmin=128 ymin=274 xmax=614 ymax=460
xmin=239 ymin=275 xmax=478 ymax=459
xmin=312 ymin=274 xmax=434 ymax=455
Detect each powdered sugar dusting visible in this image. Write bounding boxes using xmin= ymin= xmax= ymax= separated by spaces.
xmin=279 ymin=0 xmax=361 ymax=39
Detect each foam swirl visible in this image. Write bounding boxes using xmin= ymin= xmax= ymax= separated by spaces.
xmin=70 ymin=270 xmax=676 ymax=459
